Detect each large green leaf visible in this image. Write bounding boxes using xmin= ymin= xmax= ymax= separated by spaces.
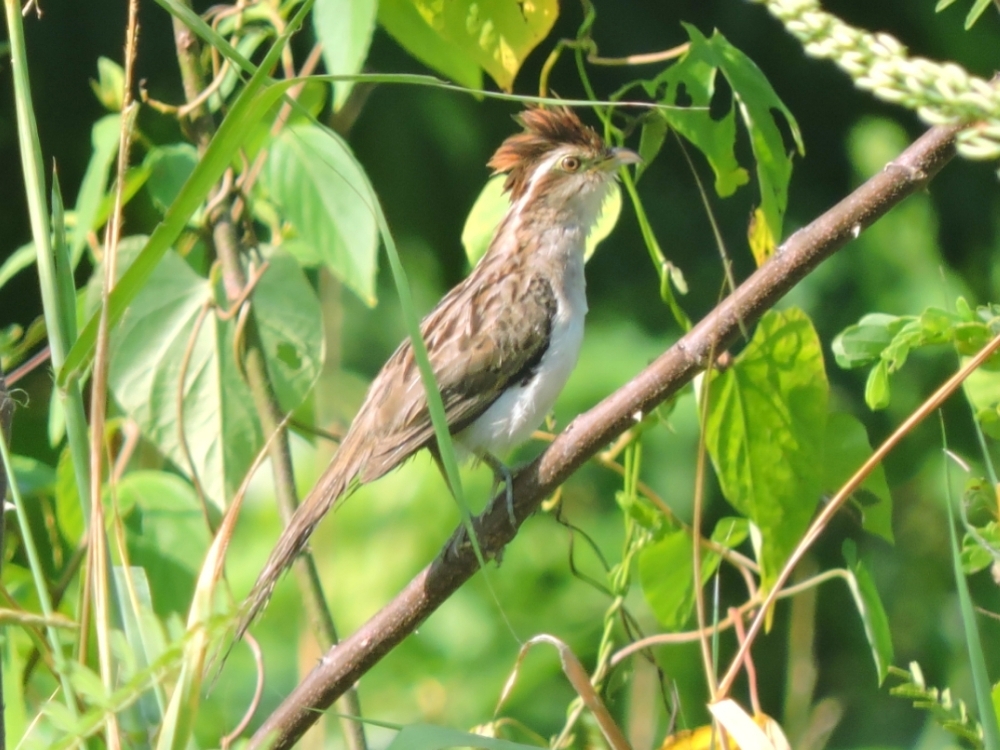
xmin=642 ymin=25 xmax=803 ymax=260
xmin=313 ymin=0 xmax=378 ymax=110
xmin=704 ymin=308 xmax=827 ymax=591
xmin=108 ymin=248 xmax=322 ymax=508
xmin=378 ymin=0 xmax=557 ymax=91
xmin=378 ymin=0 xmax=481 ymax=89
xmin=461 ymin=174 xmax=622 ymax=266
xmin=264 ymin=124 xmax=379 ymax=305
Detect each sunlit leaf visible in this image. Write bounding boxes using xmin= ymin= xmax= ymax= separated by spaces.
xmin=642 ymin=26 xmax=803 ymax=260
xmin=704 ymin=308 xmax=826 ymax=591
xmin=313 ymin=0 xmax=378 ymax=110
xmin=89 ymin=56 xmax=124 ymax=112
xmin=961 ymin=522 xmax=1000 ymax=574
xmin=264 ymin=124 xmax=379 ymax=305
xmin=378 ymin=0 xmax=557 ymax=91
xmin=378 ymin=0 xmax=482 ymax=89
xmin=832 ymin=313 xmax=904 ymax=368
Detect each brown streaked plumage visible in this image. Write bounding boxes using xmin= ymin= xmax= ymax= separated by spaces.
xmin=235 ymin=107 xmax=639 ymax=641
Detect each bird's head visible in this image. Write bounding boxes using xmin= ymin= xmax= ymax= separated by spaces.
xmin=488 ymin=107 xmax=641 ymax=220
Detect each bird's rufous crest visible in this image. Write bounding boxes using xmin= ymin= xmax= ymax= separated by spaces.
xmin=488 ymin=107 xmax=605 ymax=201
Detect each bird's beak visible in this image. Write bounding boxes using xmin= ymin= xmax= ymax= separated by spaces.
xmin=601 ymin=147 xmax=642 ymax=171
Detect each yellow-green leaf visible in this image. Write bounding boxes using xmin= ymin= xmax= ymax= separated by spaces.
xmin=379 ymin=0 xmax=557 ymax=91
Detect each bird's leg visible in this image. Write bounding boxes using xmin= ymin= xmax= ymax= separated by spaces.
xmin=480 ymin=452 xmax=516 ymax=528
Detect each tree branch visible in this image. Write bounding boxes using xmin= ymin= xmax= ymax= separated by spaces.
xmin=249 ymin=121 xmax=961 ymax=749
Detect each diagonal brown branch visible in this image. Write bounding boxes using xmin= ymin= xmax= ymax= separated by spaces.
xmin=249 ymin=121 xmax=962 ymax=749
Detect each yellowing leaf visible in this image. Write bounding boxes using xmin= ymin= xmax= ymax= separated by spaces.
xmin=660 ymin=706 xmax=790 ymax=750
xmin=748 ymin=207 xmax=775 ymax=265
xmin=379 ymin=0 xmax=558 ymax=91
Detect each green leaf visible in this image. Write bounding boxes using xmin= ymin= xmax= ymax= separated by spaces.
xmin=378 ymin=0 xmax=482 ymax=89
xmin=644 ymin=26 xmax=803 ymax=259
xmin=313 ymin=0 xmax=378 ymax=110
xmin=823 ymin=412 xmax=893 ymax=543
xmin=65 ymin=661 xmax=112 ymax=709
xmin=122 ymin=472 xmax=211 ymax=615
xmin=264 ymin=124 xmax=379 ymax=305
xmin=10 ymin=454 xmax=55 ymax=497
xmin=843 ymin=540 xmax=894 ymax=685
xmin=461 ymin=175 xmax=622 ymax=266
xmin=55 ymin=445 xmax=83 ymax=546
xmin=961 ymin=522 xmax=1000 ymax=575
xmin=71 ymin=114 xmax=121 ymax=263
xmin=378 ymin=0 xmax=557 ymax=91
xmin=704 ymin=308 xmax=827 ymax=590
xmin=865 ymin=360 xmax=891 ymax=411
xmin=145 ymin=144 xmax=200 ymax=214
xmin=944 ymin=448 xmax=1000 ymax=748
xmin=108 ymin=248 xmax=322 ymax=508
xmin=636 ymin=113 xmax=669 ymax=180
xmin=0 ymin=242 xmax=35 ymax=292
xmin=832 ymin=313 xmax=904 ymax=369
xmin=90 ymin=56 xmax=125 ymax=111
xmin=639 ymin=530 xmax=699 ymax=631
xmin=965 ymin=0 xmax=995 ymax=28
xmin=639 ymin=518 xmax=747 ymax=631
xmin=642 ymin=45 xmax=748 ymax=198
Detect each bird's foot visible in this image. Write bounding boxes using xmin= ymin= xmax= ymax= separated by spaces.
xmin=481 ymin=452 xmax=516 ymax=529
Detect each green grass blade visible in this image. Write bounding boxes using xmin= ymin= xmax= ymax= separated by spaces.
xmin=0 ymin=421 xmax=78 ymax=714
xmin=4 ymin=0 xmax=92 ymax=519
xmin=943 ymin=418 xmax=1000 ymax=749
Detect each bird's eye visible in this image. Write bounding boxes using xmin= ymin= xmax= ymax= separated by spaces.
xmin=561 ymin=155 xmax=581 ymax=172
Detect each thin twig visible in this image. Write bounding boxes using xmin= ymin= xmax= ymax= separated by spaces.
xmin=610 ymin=568 xmax=849 ymax=663
xmin=222 ymin=633 xmax=265 ymax=747
xmin=86 ymin=1 xmax=140 ymax=744
xmin=589 ymin=43 xmax=690 ymax=66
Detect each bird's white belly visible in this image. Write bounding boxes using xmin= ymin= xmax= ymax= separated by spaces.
xmin=456 ymin=294 xmax=585 ymax=458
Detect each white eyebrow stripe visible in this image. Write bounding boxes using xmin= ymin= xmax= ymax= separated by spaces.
xmin=510 ymin=148 xmax=570 ymax=216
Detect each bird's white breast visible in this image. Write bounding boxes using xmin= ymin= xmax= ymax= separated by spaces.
xmin=456 ymin=245 xmax=587 ymax=458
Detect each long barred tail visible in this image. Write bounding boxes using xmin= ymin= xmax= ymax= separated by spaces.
xmin=233 ymin=457 xmax=354 ymax=644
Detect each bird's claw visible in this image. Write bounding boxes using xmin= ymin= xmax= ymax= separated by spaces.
xmin=483 ymin=453 xmax=517 ymax=529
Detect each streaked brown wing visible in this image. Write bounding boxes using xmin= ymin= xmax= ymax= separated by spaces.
xmin=354 ymin=268 xmax=556 ymax=483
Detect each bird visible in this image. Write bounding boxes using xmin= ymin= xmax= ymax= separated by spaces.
xmin=236 ymin=106 xmax=640 ymax=638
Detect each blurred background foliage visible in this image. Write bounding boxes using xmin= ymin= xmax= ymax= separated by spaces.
xmin=1 ymin=0 xmax=1000 ymax=748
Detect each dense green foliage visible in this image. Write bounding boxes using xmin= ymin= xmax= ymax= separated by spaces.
xmin=1 ymin=0 xmax=999 ymax=748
